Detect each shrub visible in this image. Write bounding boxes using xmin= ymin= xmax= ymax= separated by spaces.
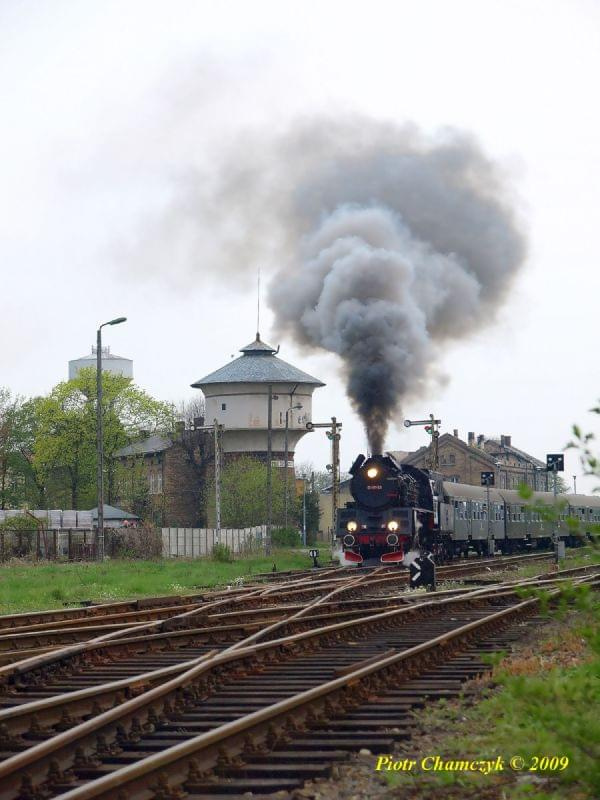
xmin=271 ymin=527 xmax=302 ymax=547
xmin=212 ymin=543 xmax=233 ymax=562
xmin=107 ymin=524 xmax=163 ymax=559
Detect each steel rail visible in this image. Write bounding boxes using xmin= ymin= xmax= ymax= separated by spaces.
xmin=0 ymin=568 xmax=407 ymax=681
xmin=0 ymin=585 xmax=525 ymax=786
xmin=0 ymin=601 xmax=207 ymax=638
xmin=2 ymin=558 xmax=595 ymax=684
xmin=2 ymin=573 xmax=596 ymax=799
xmin=45 ymin=593 xmax=553 ymax=800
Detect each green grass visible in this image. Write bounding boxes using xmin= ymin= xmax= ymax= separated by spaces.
xmin=0 ymin=551 xmax=314 ymax=614
xmin=386 ymin=587 xmax=600 ymax=799
xmin=515 ymin=547 xmax=600 ymax=579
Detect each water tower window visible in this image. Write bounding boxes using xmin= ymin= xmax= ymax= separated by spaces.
xmin=221 ymin=403 xmax=227 ymax=411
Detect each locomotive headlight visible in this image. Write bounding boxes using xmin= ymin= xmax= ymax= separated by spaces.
xmin=387 ymin=520 xmax=399 ymax=532
xmin=346 ymin=521 xmax=358 ymax=532
xmin=367 ymin=467 xmax=379 ymax=479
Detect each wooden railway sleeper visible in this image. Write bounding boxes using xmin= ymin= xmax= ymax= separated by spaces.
xmin=44 ymin=758 xmax=75 ymax=791
xmin=150 ymin=772 xmax=186 ymax=800
xmin=17 ymin=773 xmax=44 ymax=800
xmin=53 ymin=707 xmax=76 ymax=732
xmin=241 ymin=733 xmax=269 ymax=759
xmin=0 ymin=721 xmax=25 ymax=750
xmin=25 ymin=717 xmax=45 ymax=741
xmin=215 ymin=744 xmax=244 ymax=771
xmin=73 ymin=746 xmax=100 ymax=771
xmin=94 ymin=733 xmax=121 ymax=759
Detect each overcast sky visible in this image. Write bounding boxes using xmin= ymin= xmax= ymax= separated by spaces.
xmin=1 ymin=0 xmax=599 ymax=491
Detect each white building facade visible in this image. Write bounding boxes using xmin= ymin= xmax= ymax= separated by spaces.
xmin=69 ymin=346 xmax=133 ymax=381
xmin=191 ymin=335 xmax=324 ymax=461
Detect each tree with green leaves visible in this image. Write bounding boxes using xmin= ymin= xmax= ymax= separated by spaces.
xmin=0 ymin=388 xmax=23 ymax=509
xmin=207 ymin=456 xmax=286 ymax=528
xmin=33 ymin=368 xmax=174 ymax=508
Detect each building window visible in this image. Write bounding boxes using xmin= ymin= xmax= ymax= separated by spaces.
xmin=157 ymin=471 xmax=163 ymax=494
xmin=221 ymin=403 xmax=227 ymax=411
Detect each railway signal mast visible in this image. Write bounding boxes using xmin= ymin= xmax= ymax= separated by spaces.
xmin=546 ymin=453 xmax=565 ymax=564
xmin=403 ymin=414 xmax=442 ymax=470
xmin=306 ymin=417 xmax=342 ymax=535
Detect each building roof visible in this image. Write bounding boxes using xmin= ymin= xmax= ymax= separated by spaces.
xmin=386 ymin=450 xmax=412 ymax=462
xmin=114 ymin=435 xmax=172 ymax=457
xmin=402 ymin=434 xmax=499 ymax=467
xmin=486 ymin=438 xmax=546 ymax=469
xmin=191 ymin=334 xmax=325 ymax=388
xmin=239 ymin=335 xmax=278 ymax=354
xmin=70 ymin=347 xmax=131 ymax=362
xmin=87 ymin=504 xmax=140 ymax=521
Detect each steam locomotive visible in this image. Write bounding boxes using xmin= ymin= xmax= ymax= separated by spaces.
xmin=336 ymin=453 xmax=600 ymax=566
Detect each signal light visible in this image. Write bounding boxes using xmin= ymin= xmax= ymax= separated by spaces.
xmin=425 ymin=426 xmax=433 ymax=434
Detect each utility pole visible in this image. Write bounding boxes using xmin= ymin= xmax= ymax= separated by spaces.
xmin=266 ymin=384 xmax=273 ymax=556
xmin=192 ymin=419 xmax=225 ymax=538
xmin=214 ymin=419 xmax=223 ymax=538
xmin=284 ymin=399 xmax=302 ymax=530
xmin=573 ymin=475 xmax=577 ymax=495
xmin=302 ymin=474 xmax=307 ymax=547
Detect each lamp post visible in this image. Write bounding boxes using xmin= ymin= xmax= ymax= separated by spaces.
xmin=284 ymin=402 xmax=303 ymax=530
xmin=97 ymin=317 xmax=127 ymax=560
xmin=573 ymin=475 xmax=577 ymax=495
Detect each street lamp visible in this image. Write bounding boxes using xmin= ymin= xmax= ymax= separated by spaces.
xmin=97 ymin=317 xmax=127 ymax=560
xmin=284 ymin=402 xmax=303 ymax=529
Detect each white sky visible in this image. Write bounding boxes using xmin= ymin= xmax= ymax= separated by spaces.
xmin=1 ymin=0 xmax=599 ymax=491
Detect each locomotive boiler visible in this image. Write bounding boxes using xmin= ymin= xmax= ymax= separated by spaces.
xmin=337 ymin=453 xmax=443 ymax=565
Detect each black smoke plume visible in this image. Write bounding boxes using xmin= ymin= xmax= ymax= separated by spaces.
xmin=126 ymin=117 xmax=527 ymax=452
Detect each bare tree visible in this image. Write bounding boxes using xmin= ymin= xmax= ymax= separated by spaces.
xmin=176 ymin=395 xmax=206 ymax=428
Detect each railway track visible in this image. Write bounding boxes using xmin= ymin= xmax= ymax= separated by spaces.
xmin=0 ymin=550 xmax=565 ymax=672
xmin=0 ymin=566 xmax=597 ymax=799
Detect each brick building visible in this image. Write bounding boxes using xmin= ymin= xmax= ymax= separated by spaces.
xmin=113 ymin=422 xmax=213 ymax=527
xmin=398 ymin=430 xmax=548 ymax=490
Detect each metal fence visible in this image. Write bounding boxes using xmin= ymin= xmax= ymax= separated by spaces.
xmin=0 ymin=528 xmax=149 ymax=561
xmin=161 ymin=526 xmax=268 ymax=558
xmin=0 ymin=529 xmax=98 ymax=561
